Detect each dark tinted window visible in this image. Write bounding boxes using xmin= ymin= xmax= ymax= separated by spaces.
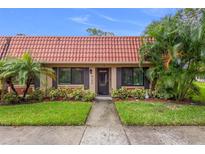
xmin=71 ymin=68 xmax=84 ymax=84
xmin=58 ymin=68 xmax=84 ymax=84
xmin=122 ymin=68 xmax=144 ymax=86
xmin=59 ymin=68 xmax=71 ymax=84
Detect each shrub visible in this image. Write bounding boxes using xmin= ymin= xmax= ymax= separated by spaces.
xmin=27 ymin=89 xmax=44 ymax=102
xmin=112 ymin=88 xmax=148 ymax=100
xmin=60 ymin=88 xmax=74 ymax=100
xmin=2 ymin=93 xmax=20 ymax=104
xmin=82 ymin=90 xmax=96 ymax=102
xmin=111 ymin=87 xmax=130 ymax=99
xmin=48 ymin=88 xmax=63 ymax=100
xmin=71 ymin=89 xmax=84 ymax=101
xmin=130 ymin=89 xmax=146 ymax=99
xmin=47 ymin=88 xmax=95 ymax=102
xmin=71 ymin=89 xmax=95 ymax=101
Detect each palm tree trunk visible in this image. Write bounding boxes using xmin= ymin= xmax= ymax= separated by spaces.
xmin=151 ymin=78 xmax=157 ymax=91
xmin=0 ymin=79 xmax=6 ymax=101
xmin=6 ymin=78 xmax=18 ymax=96
xmin=181 ymin=78 xmax=195 ymax=100
xmin=23 ymin=78 xmax=32 ymax=99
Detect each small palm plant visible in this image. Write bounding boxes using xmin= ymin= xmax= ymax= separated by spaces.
xmin=16 ymin=53 xmax=55 ymax=99
xmin=0 ymin=59 xmax=19 ymax=96
xmin=0 ymin=53 xmax=56 ymax=101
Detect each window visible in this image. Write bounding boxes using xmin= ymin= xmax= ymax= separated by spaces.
xmin=121 ymin=68 xmax=144 ymax=86
xmin=58 ymin=68 xmax=84 ymax=84
xmin=59 ymin=68 xmax=71 ymax=84
xmin=71 ymin=68 xmax=84 ymax=84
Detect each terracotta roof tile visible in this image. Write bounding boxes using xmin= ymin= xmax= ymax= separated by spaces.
xmin=0 ymin=36 xmax=153 ymax=64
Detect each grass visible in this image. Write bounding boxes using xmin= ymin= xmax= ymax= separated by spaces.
xmin=115 ymin=101 xmax=205 ymax=126
xmin=191 ymin=82 xmax=205 ymax=103
xmin=0 ymin=101 xmax=92 ymax=126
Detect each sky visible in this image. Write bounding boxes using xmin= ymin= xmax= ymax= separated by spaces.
xmin=0 ymin=8 xmax=178 ymax=36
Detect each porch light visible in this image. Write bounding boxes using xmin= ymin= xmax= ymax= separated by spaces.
xmin=89 ymin=69 xmax=93 ymax=74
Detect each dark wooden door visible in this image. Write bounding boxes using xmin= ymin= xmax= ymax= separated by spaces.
xmin=98 ymin=68 xmax=109 ymax=95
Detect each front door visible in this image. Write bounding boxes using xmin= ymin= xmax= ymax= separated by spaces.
xmin=98 ymin=68 xmax=109 ymax=95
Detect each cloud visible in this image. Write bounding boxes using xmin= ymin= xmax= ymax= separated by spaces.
xmin=68 ymin=15 xmax=97 ymax=26
xmin=100 ymin=14 xmax=147 ymax=27
xmin=97 ymin=14 xmax=118 ymax=22
xmin=86 ymin=9 xmax=146 ymax=27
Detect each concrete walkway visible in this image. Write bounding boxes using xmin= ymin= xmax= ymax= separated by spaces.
xmin=80 ymin=101 xmax=129 ymax=144
xmin=1 ymin=101 xmax=205 ymax=144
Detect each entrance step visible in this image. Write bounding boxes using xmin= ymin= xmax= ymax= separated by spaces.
xmin=95 ymin=96 xmax=112 ymax=102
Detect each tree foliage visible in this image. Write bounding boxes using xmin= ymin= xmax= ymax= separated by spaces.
xmin=0 ymin=53 xmax=55 ymax=100
xmin=86 ymin=28 xmax=115 ymax=36
xmin=140 ymin=9 xmax=205 ymax=100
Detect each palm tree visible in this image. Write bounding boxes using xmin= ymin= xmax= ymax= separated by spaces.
xmin=0 ymin=58 xmax=19 ymax=96
xmin=0 ymin=53 xmax=56 ymax=100
xmin=140 ymin=11 xmax=205 ymax=101
xmin=16 ymin=53 xmax=56 ymax=99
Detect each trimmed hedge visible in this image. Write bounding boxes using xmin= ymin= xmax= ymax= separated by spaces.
xmin=111 ymin=87 xmax=147 ymax=100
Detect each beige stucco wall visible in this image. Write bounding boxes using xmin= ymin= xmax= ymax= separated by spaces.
xmin=122 ymin=86 xmax=145 ymax=89
xmin=58 ymin=84 xmax=84 ymax=89
xmin=111 ymin=67 xmax=117 ymax=91
xmin=40 ymin=74 xmax=52 ymax=90
xmin=39 ymin=64 xmax=148 ymax=94
xmin=89 ymin=67 xmax=96 ymax=93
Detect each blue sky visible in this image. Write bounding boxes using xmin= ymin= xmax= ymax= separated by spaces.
xmin=0 ymin=8 xmax=178 ymax=36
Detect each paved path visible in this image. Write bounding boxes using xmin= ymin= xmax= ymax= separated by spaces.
xmin=1 ymin=101 xmax=205 ymax=144
xmin=80 ymin=101 xmax=129 ymax=145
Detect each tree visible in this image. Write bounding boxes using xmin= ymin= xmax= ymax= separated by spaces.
xmin=0 ymin=59 xmax=19 ymax=96
xmin=17 ymin=53 xmax=56 ymax=99
xmin=86 ymin=28 xmax=115 ymax=36
xmin=140 ymin=10 xmax=205 ymax=101
xmin=0 ymin=53 xmax=56 ymax=100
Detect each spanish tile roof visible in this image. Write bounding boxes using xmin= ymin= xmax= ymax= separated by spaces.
xmin=0 ymin=36 xmax=153 ymax=64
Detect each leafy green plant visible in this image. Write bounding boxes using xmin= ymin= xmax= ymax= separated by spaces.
xmin=0 ymin=53 xmax=56 ymax=101
xmin=47 ymin=88 xmax=95 ymax=102
xmin=2 ymin=93 xmax=20 ymax=104
xmin=111 ymin=88 xmax=130 ymax=99
xmin=48 ymin=89 xmax=63 ymax=100
xmin=82 ymin=90 xmax=96 ymax=102
xmin=71 ymin=89 xmax=84 ymax=101
xmin=140 ymin=9 xmax=205 ymax=101
xmin=27 ymin=89 xmax=44 ymax=102
xmin=60 ymin=88 xmax=74 ymax=100
xmin=130 ymin=89 xmax=146 ymax=99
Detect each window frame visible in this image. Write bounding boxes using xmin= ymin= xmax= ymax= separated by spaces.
xmin=58 ymin=67 xmax=85 ymax=85
xmin=121 ymin=67 xmax=144 ymax=86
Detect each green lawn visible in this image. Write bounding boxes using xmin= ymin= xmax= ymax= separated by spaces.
xmin=115 ymin=101 xmax=205 ymax=126
xmin=0 ymin=102 xmax=92 ymax=126
xmin=191 ymin=82 xmax=205 ymax=103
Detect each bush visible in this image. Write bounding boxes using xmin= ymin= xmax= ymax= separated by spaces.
xmin=2 ymin=93 xmax=20 ymax=104
xmin=130 ymin=89 xmax=146 ymax=99
xmin=71 ymin=89 xmax=95 ymax=101
xmin=71 ymin=89 xmax=84 ymax=101
xmin=27 ymin=89 xmax=44 ymax=102
xmin=60 ymin=88 xmax=74 ymax=100
xmin=47 ymin=88 xmax=95 ymax=102
xmin=48 ymin=88 xmax=64 ymax=100
xmin=111 ymin=87 xmax=130 ymax=99
xmin=82 ymin=90 xmax=96 ymax=102
xmin=112 ymin=88 xmax=147 ymax=100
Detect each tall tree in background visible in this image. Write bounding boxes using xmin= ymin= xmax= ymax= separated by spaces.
xmin=86 ymin=28 xmax=115 ymax=36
